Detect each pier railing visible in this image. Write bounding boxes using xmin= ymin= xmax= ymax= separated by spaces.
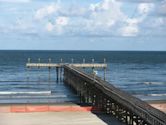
xmin=63 ymin=65 xmax=166 ymax=125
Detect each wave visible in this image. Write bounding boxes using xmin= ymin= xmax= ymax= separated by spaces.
xmin=0 ymin=91 xmax=51 ymax=95
xmin=144 ymin=82 xmax=165 ymax=85
xmin=148 ymin=94 xmax=166 ymax=96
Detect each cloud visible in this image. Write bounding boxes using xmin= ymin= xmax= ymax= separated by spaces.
xmin=120 ymin=18 xmax=141 ymax=36
xmin=156 ymin=1 xmax=166 ymax=16
xmin=138 ymin=3 xmax=154 ymax=15
xmin=87 ymin=0 xmax=126 ymax=31
xmin=4 ymin=0 xmax=164 ymax=37
xmin=35 ymin=4 xmax=60 ymax=20
xmin=120 ymin=25 xmax=139 ymax=36
xmin=0 ymin=0 xmax=30 ymax=3
xmin=117 ymin=0 xmax=163 ymax=3
xmin=120 ymin=2 xmax=155 ymax=36
xmin=56 ymin=16 xmax=69 ymax=26
xmin=45 ymin=16 xmax=69 ymax=34
xmin=58 ymin=5 xmax=87 ymax=17
xmin=46 ymin=22 xmax=54 ymax=32
xmin=35 ymin=0 xmax=127 ymax=36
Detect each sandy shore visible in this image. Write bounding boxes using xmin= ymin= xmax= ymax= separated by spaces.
xmin=149 ymin=103 xmax=166 ymax=113
xmin=0 ymin=112 xmax=124 ymax=125
xmin=147 ymin=100 xmax=166 ymax=113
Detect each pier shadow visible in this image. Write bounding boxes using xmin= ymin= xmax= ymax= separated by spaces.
xmin=92 ymin=112 xmax=125 ymax=125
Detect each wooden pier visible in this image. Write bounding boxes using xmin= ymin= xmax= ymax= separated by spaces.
xmin=26 ymin=58 xmax=107 ymax=81
xmin=63 ymin=65 xmax=166 ymax=125
xmin=26 ymin=63 xmax=107 ymax=68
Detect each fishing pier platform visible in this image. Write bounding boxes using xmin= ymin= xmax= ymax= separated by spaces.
xmin=26 ymin=58 xmax=107 ymax=81
xmin=0 ymin=58 xmax=165 ymax=125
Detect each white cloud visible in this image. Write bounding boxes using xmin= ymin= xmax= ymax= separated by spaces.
xmin=33 ymin=0 xmax=164 ymax=37
xmin=120 ymin=2 xmax=155 ymax=36
xmin=152 ymin=18 xmax=164 ymax=27
xmin=158 ymin=1 xmax=166 ymax=15
xmin=0 ymin=0 xmax=30 ymax=3
xmin=44 ymin=16 xmax=69 ymax=33
xmin=35 ymin=4 xmax=59 ymax=20
xmin=46 ymin=22 xmax=54 ymax=32
xmin=55 ymin=16 xmax=69 ymax=26
xmin=121 ymin=25 xmax=139 ymax=36
xmin=126 ymin=18 xmax=142 ymax=25
xmin=120 ymin=18 xmax=141 ymax=36
xmin=120 ymin=18 xmax=141 ymax=37
xmin=59 ymin=6 xmax=87 ymax=17
xmin=117 ymin=0 xmax=161 ymax=3
xmin=138 ymin=3 xmax=154 ymax=15
xmin=88 ymin=0 xmax=126 ymax=31
xmin=34 ymin=0 xmax=126 ymax=35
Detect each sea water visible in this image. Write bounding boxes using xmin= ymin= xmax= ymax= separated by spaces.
xmin=0 ymin=50 xmax=165 ymax=103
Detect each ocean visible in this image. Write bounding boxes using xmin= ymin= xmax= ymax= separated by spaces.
xmin=0 ymin=50 xmax=166 ymax=103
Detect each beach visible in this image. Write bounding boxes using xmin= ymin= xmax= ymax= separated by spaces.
xmin=0 ymin=112 xmax=124 ymax=125
xmin=149 ymin=102 xmax=166 ymax=113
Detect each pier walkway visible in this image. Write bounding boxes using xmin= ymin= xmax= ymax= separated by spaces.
xmin=26 ymin=63 xmax=107 ymax=68
xmin=63 ymin=65 xmax=166 ymax=125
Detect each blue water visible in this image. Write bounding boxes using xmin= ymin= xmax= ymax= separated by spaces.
xmin=0 ymin=50 xmax=166 ymax=103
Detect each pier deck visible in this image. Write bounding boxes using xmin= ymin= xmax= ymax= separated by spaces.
xmin=26 ymin=63 xmax=107 ymax=68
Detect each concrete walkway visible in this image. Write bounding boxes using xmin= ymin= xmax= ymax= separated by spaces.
xmin=0 ymin=112 xmax=123 ymax=125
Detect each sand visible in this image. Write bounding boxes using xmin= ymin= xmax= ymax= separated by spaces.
xmin=150 ymin=103 xmax=166 ymax=113
xmin=0 ymin=112 xmax=124 ymax=125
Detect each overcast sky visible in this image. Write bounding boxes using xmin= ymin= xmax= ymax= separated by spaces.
xmin=0 ymin=0 xmax=166 ymax=50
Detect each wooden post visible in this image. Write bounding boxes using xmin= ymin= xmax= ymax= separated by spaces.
xmin=60 ymin=67 xmax=63 ymax=82
xmin=60 ymin=58 xmax=63 ymax=82
xmin=104 ymin=58 xmax=106 ymax=81
xmin=92 ymin=58 xmax=94 ymax=73
xmin=48 ymin=58 xmax=51 ymax=81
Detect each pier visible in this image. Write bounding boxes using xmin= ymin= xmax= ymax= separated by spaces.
xmin=0 ymin=59 xmax=165 ymax=125
xmin=26 ymin=58 xmax=107 ymax=81
xmin=25 ymin=59 xmax=166 ymax=125
xmin=63 ymin=65 xmax=166 ymax=125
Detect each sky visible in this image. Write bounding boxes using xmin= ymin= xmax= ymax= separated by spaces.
xmin=0 ymin=0 xmax=166 ymax=51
